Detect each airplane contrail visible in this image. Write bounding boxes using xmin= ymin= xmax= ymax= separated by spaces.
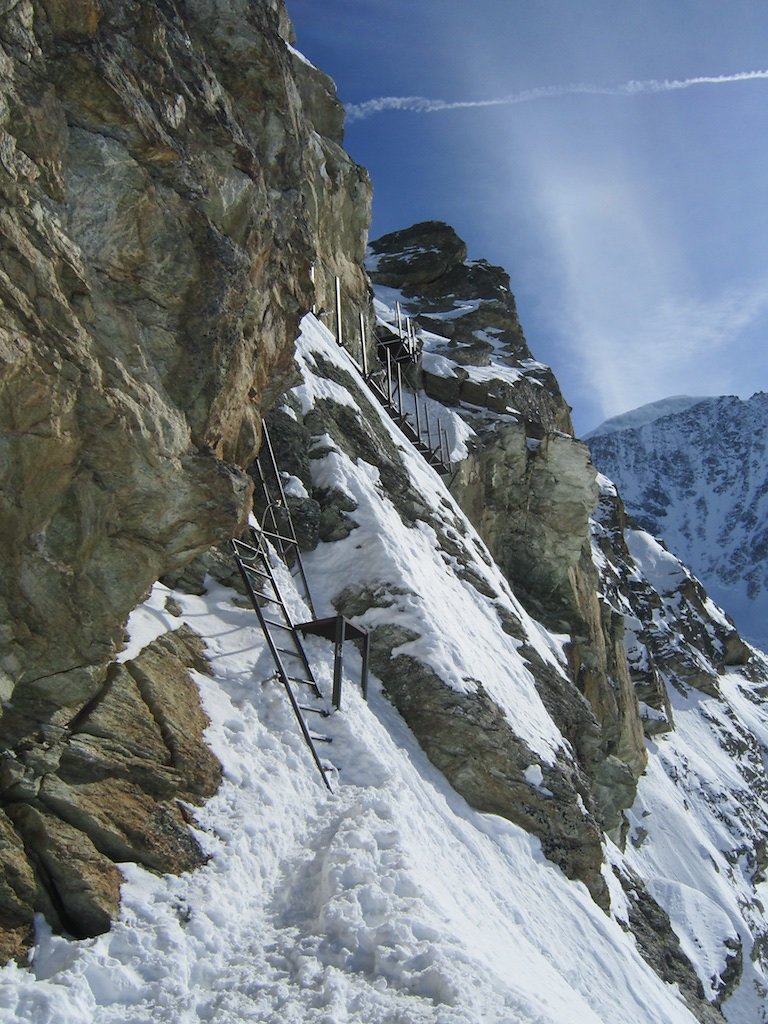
xmin=345 ymin=70 xmax=768 ymax=123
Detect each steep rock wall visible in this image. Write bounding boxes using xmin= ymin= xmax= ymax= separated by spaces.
xmin=0 ymin=0 xmax=370 ymax=957
xmin=367 ymin=224 xmax=647 ymax=836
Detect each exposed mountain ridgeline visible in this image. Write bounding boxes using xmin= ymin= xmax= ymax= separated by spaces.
xmin=586 ymin=394 xmax=768 ymax=651
xmin=367 ymin=223 xmax=649 ymax=841
xmin=1 ymin=2 xmax=768 ymax=1022
xmin=365 ymin=226 xmax=768 ymax=1019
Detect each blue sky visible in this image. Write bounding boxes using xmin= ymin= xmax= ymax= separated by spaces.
xmin=287 ymin=0 xmax=768 ymax=434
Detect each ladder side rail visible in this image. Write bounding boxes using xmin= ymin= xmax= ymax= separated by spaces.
xmin=236 ymin=536 xmax=317 ymax=688
xmin=279 ymin=668 xmax=334 ymax=792
xmin=359 ymin=311 xmax=369 ymax=378
xmin=261 ymin=422 xmax=316 ymax=618
xmin=425 ymin=403 xmax=434 ymax=452
xmin=396 ymin=301 xmax=404 ymax=344
xmin=334 ymin=276 xmax=343 ymax=348
xmin=232 ymin=545 xmax=332 ymax=791
xmin=253 ymin=456 xmax=289 ymax=562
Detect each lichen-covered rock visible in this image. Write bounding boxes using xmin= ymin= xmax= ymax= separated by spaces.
xmin=6 ymin=802 xmax=121 ymax=940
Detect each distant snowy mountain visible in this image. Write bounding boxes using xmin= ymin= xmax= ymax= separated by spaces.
xmin=586 ymin=396 xmax=709 ymax=439
xmin=586 ymin=393 xmax=768 ymax=650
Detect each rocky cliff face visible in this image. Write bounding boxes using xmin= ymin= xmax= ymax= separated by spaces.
xmin=0 ymin=0 xmax=369 ymax=958
xmin=586 ymin=393 xmax=768 ymax=652
xmin=367 ymin=223 xmax=649 ymax=840
xmin=361 ymin=227 xmax=768 ymax=1016
xmin=255 ymin=311 xmax=768 ymax=1022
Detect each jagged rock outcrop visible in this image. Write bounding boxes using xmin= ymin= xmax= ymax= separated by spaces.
xmin=257 ymin=314 xmax=754 ymax=1023
xmin=0 ymin=625 xmax=220 ymax=960
xmin=263 ymin=360 xmax=610 ymax=910
xmin=368 ymin=223 xmax=647 ymax=838
xmin=368 ymin=222 xmax=569 ymax=430
xmin=0 ymin=0 xmax=370 ymax=958
xmin=591 ymin=478 xmax=751 ymax=719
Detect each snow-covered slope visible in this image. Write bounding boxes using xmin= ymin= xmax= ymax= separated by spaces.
xmin=0 ymin=586 xmax=702 ymax=1024
xmin=4 ymin=317 xmax=767 ymax=1023
xmin=585 ymin=396 xmax=709 ymax=439
xmin=587 ymin=393 xmax=768 ymax=650
xmin=6 ymin=315 xmax=768 ymax=1019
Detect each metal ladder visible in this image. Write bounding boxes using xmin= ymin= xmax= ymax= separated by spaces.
xmin=366 ymin=347 xmax=453 ymax=476
xmin=328 ymin=293 xmax=453 ymax=477
xmin=250 ymin=423 xmax=316 ymax=616
xmin=232 ymin=528 xmax=335 ymax=792
xmin=233 ymin=421 xmax=336 ymax=791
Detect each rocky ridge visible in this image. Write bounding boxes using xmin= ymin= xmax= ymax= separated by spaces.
xmin=363 ymin=223 xmax=767 ymax=1016
xmin=586 ymin=393 xmax=768 ymax=651
xmin=259 ymin=309 xmax=768 ymax=1022
xmin=368 ymin=223 xmax=650 ymax=840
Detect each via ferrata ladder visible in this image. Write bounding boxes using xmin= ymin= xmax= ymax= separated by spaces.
xmin=232 ymin=423 xmax=369 ymax=793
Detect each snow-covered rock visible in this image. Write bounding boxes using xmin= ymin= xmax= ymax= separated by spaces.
xmin=587 ymin=393 xmax=768 ymax=650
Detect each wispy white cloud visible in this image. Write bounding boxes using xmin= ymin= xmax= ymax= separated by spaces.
xmin=586 ymin=280 xmax=768 ymax=422
xmin=345 ymin=70 xmax=768 ymax=123
xmin=519 ymin=146 xmax=768 ymax=431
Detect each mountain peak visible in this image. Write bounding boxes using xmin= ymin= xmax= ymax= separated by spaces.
xmin=586 ymin=395 xmax=710 ymax=438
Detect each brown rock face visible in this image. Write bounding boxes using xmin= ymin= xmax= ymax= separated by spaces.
xmin=368 ymin=221 xmax=570 ymax=432
xmin=0 ymin=626 xmax=221 ymax=960
xmin=0 ymin=0 xmax=374 ymax=959
xmin=0 ymin=0 xmax=371 ymax=957
xmin=367 ymin=221 xmax=468 ymax=288
xmin=0 ymin=0 xmax=370 ymax=726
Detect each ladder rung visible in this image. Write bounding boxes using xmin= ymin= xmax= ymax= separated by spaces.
xmin=299 ymin=705 xmax=330 ymax=717
xmin=238 ymin=563 xmax=272 ymax=580
xmin=255 ymin=593 xmax=284 ymax=607
xmin=310 ymin=735 xmax=333 ymax=744
xmin=275 ymin=645 xmax=304 ymax=658
xmin=286 ymin=676 xmax=320 ymax=688
xmin=257 ymin=528 xmax=299 ymax=548
xmin=263 ymin=619 xmax=295 ymax=632
xmin=233 ymin=539 xmax=260 ymax=556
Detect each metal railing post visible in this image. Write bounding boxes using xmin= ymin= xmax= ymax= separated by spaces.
xmin=359 ymin=311 xmax=369 ymax=377
xmin=334 ymin=276 xmax=343 ymax=348
xmin=332 ymin=614 xmax=344 ymax=711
